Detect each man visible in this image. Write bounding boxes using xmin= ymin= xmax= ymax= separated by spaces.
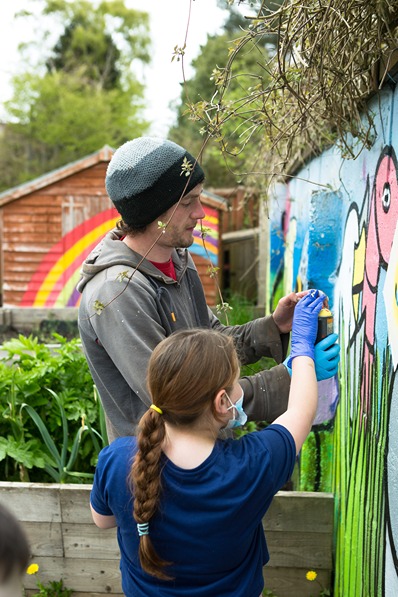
xmin=77 ymin=137 xmax=339 ymax=441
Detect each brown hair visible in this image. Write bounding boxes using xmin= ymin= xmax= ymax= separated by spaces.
xmin=130 ymin=328 xmax=240 ymax=579
xmin=116 ymin=218 xmax=147 ymax=236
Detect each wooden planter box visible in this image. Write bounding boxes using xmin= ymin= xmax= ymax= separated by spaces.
xmin=0 ymin=483 xmax=334 ymax=597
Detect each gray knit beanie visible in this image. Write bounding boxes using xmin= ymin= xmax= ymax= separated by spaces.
xmin=105 ymin=137 xmax=205 ymax=227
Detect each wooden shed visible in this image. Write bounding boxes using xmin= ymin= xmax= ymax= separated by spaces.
xmin=207 ymin=186 xmax=260 ymax=303
xmin=0 ymin=147 xmax=227 ymax=308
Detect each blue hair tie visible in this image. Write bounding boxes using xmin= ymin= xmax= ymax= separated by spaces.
xmin=137 ymin=522 xmax=149 ymax=536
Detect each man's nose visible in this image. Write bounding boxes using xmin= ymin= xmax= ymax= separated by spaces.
xmin=192 ymin=199 xmax=206 ymax=219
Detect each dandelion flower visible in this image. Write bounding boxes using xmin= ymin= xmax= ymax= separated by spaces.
xmin=26 ymin=563 xmax=39 ymax=575
xmin=306 ymin=570 xmax=317 ymax=581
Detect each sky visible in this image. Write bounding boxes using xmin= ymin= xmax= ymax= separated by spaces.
xmin=0 ymin=0 xmax=231 ymax=137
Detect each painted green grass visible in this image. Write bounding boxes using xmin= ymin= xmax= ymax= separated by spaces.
xmin=333 ymin=325 xmax=390 ymax=596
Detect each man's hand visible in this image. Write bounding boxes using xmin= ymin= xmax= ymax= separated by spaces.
xmin=272 ymin=291 xmax=306 ymax=334
xmin=272 ymin=290 xmax=329 ymax=334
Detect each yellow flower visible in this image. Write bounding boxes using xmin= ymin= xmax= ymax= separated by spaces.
xmin=26 ymin=563 xmax=39 ymax=575
xmin=306 ymin=570 xmax=317 ymax=581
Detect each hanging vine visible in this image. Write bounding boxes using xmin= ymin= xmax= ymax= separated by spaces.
xmin=188 ymin=0 xmax=398 ymax=189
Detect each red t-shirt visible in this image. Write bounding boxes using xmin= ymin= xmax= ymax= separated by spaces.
xmin=149 ymin=258 xmax=177 ymax=281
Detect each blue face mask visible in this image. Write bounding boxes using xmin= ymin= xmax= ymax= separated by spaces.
xmin=225 ymin=390 xmax=247 ymax=429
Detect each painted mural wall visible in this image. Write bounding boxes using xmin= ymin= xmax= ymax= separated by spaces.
xmin=268 ymin=84 xmax=398 ymax=596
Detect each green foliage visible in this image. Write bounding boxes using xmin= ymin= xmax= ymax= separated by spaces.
xmin=234 ymin=420 xmax=268 ymax=439
xmin=170 ymin=24 xmax=271 ymax=187
xmin=31 ymin=579 xmax=73 ymax=597
xmin=170 ymin=4 xmax=275 ymax=187
xmin=0 ymin=0 xmax=151 ymax=190
xmin=41 ymin=0 xmax=151 ymax=87
xmin=0 ymin=334 xmax=107 ymax=482
xmin=220 ymin=293 xmax=275 ymax=376
xmin=3 ymin=70 xmax=148 ymax=184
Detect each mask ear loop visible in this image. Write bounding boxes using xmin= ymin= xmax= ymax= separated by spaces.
xmin=224 ymin=392 xmax=237 ymax=420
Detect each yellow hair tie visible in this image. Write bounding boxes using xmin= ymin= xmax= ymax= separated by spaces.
xmin=150 ymin=404 xmax=163 ymax=415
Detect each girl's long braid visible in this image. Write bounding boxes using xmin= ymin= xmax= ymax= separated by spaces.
xmin=130 ymin=408 xmax=172 ymax=580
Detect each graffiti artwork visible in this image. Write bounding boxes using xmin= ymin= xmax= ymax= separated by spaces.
xmin=269 ymin=125 xmax=398 ymax=594
xmin=334 ymin=146 xmax=398 ymax=596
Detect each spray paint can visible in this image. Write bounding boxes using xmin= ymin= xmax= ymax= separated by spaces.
xmin=316 ymin=308 xmax=333 ymax=343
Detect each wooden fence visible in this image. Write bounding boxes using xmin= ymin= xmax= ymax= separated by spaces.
xmin=0 ymin=483 xmax=334 ymax=597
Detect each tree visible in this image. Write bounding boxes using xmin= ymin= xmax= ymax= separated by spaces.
xmin=42 ymin=0 xmax=150 ymax=90
xmin=169 ymin=1 xmax=280 ymax=188
xmin=46 ymin=22 xmax=121 ymax=90
xmin=0 ymin=0 xmax=151 ymax=191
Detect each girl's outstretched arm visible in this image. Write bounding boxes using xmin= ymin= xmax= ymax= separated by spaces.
xmin=272 ymin=290 xmax=325 ymax=454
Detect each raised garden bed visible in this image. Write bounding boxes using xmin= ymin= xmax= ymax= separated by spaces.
xmin=0 ymin=483 xmax=334 ymax=597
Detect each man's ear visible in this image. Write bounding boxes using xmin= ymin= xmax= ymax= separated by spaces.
xmin=214 ymin=389 xmax=229 ymax=415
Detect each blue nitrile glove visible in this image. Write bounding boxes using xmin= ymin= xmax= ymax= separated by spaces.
xmin=314 ymin=333 xmax=340 ymax=379
xmin=284 ymin=332 xmax=340 ymax=380
xmin=286 ymin=290 xmax=326 ymax=368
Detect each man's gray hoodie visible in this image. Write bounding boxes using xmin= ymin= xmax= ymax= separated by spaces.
xmin=77 ymin=228 xmax=291 ymax=441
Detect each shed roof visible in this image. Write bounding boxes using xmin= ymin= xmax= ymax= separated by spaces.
xmin=0 ymin=146 xmax=113 ymax=207
xmin=0 ymin=145 xmax=228 ymax=211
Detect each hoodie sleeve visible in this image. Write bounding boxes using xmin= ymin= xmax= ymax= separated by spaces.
xmin=209 ymin=309 xmax=290 ymax=365
xmin=240 ymin=364 xmax=291 ymax=423
xmin=208 ymin=309 xmax=291 ymax=423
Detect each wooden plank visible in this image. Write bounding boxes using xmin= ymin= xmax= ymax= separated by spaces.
xmin=23 ymin=559 xmax=331 ymax=597
xmin=4 ymin=233 xmax=60 ymax=245
xmin=63 ymin=523 xmax=120 ymax=559
xmin=5 ymin=274 xmax=46 ymax=285
xmin=0 ymin=483 xmax=61 ymax=523
xmin=60 ymin=484 xmax=93 ymax=524
xmin=26 ymin=593 xmax=123 ymax=597
xmin=23 ymin=557 xmax=123 ymax=594
xmin=5 ymin=262 xmax=44 ymax=273
xmin=22 ymin=521 xmax=63 ymax=557
xmin=265 ymin=530 xmax=332 ymax=568
xmin=263 ymin=567 xmax=332 ymax=597
xmin=3 ymin=254 xmax=45 ymax=264
xmin=0 ymin=308 xmax=78 ymax=328
xmin=56 ymin=181 xmax=107 ymax=191
xmin=2 ymin=242 xmax=55 ymax=253
xmin=264 ymin=491 xmax=334 ymax=533
xmin=4 ymin=195 xmax=62 ymax=207
xmin=4 ymin=213 xmax=60 ymax=223
xmin=3 ymin=223 xmax=61 ymax=235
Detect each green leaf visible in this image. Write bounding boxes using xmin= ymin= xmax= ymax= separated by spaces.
xmin=46 ymin=388 xmax=69 ymax=466
xmin=22 ymin=403 xmax=62 ymax=469
xmin=0 ymin=438 xmax=8 ymax=461
xmin=65 ymin=425 xmax=87 ymax=472
xmin=2 ymin=436 xmax=47 ymax=469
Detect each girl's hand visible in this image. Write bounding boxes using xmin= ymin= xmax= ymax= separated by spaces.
xmin=289 ymin=290 xmax=326 ymax=363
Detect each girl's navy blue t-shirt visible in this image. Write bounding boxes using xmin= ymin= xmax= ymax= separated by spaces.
xmin=91 ymin=424 xmax=295 ymax=597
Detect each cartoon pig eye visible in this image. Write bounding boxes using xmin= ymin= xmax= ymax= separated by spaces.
xmin=382 ymin=182 xmax=391 ymax=213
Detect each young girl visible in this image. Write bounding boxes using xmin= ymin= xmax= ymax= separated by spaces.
xmin=90 ymin=290 xmax=326 ymax=596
